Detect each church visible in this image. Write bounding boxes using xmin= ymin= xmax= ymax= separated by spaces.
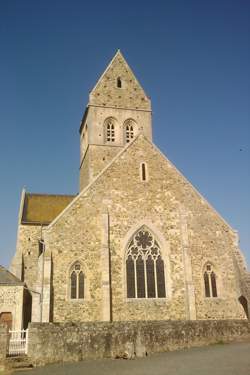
xmin=3 ymin=50 xmax=249 ymax=330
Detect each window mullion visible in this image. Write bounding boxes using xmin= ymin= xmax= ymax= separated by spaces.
xmin=154 ymin=259 xmax=158 ymax=298
xmin=208 ymin=272 xmax=212 ymax=298
xmin=76 ymin=272 xmax=79 ymax=299
xmin=144 ymin=257 xmax=148 ymax=298
xmin=134 ymin=259 xmax=137 ymax=298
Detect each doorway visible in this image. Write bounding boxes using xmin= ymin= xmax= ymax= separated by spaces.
xmin=0 ymin=312 xmax=12 ymax=330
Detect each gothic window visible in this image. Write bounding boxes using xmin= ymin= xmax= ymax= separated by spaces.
xmin=104 ymin=118 xmax=116 ymax=143
xmin=117 ymin=77 xmax=122 ymax=88
xmin=70 ymin=262 xmax=84 ymax=299
xmin=203 ymin=263 xmax=218 ymax=298
xmin=124 ymin=119 xmax=136 ymax=143
xmin=126 ymin=227 xmax=166 ymax=298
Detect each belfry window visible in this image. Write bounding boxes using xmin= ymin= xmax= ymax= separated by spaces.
xmin=104 ymin=118 xmax=116 ymax=143
xmin=203 ymin=263 xmax=217 ymax=298
xmin=70 ymin=263 xmax=84 ymax=299
xmin=126 ymin=227 xmax=166 ymax=299
xmin=124 ymin=119 xmax=136 ymax=143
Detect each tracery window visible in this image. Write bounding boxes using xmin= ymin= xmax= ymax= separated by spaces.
xmin=203 ymin=263 xmax=217 ymax=298
xmin=124 ymin=119 xmax=136 ymax=143
xmin=104 ymin=118 xmax=116 ymax=143
xmin=70 ymin=262 xmax=84 ymax=299
xmin=126 ymin=227 xmax=166 ymax=298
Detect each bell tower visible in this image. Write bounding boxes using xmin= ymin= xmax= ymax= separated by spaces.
xmin=79 ymin=50 xmax=152 ymax=191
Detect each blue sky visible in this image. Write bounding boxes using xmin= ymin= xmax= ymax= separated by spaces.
xmin=0 ymin=0 xmax=249 ymax=267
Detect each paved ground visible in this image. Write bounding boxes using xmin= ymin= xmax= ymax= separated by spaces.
xmin=13 ymin=342 xmax=250 ymax=375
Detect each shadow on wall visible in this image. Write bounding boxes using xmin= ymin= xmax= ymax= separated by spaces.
xmin=239 ymin=295 xmax=249 ymax=319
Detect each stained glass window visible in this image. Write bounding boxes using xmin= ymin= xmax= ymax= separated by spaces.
xmin=126 ymin=227 xmax=166 ymax=298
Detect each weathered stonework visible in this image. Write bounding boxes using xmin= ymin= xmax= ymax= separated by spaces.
xmin=28 ymin=320 xmax=250 ymax=366
xmin=44 ymin=136 xmax=247 ymax=322
xmin=0 ymin=286 xmax=24 ymax=330
xmin=0 ymin=324 xmax=8 ymax=363
xmin=9 ymin=50 xmax=250 ymax=328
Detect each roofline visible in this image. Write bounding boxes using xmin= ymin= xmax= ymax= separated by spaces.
xmin=47 ymin=134 xmax=235 ymax=232
xmin=0 ymin=266 xmax=24 ymax=286
xmin=24 ymin=192 xmax=76 ymax=198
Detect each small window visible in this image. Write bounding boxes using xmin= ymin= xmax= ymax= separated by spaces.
xmin=203 ymin=263 xmax=218 ymax=298
xmin=38 ymin=240 xmax=45 ymax=256
xmin=70 ymin=262 xmax=85 ymax=299
xmin=140 ymin=162 xmax=147 ymax=181
xmin=117 ymin=77 xmax=122 ymax=88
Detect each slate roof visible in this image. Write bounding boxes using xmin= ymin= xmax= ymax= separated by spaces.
xmin=21 ymin=193 xmax=76 ymax=225
xmin=0 ymin=265 xmax=23 ymax=285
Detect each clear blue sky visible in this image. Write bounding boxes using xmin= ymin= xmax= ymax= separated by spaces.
xmin=0 ymin=0 xmax=249 ymax=268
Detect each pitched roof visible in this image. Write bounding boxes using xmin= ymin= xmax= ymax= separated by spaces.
xmin=21 ymin=193 xmax=76 ymax=225
xmin=0 ymin=265 xmax=23 ymax=285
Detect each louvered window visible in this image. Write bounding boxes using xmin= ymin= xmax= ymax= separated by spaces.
xmin=203 ymin=264 xmax=218 ymax=298
xmin=70 ymin=263 xmax=85 ymax=299
xmin=126 ymin=227 xmax=166 ymax=298
xmin=104 ymin=118 xmax=116 ymax=143
xmin=124 ymin=119 xmax=136 ymax=143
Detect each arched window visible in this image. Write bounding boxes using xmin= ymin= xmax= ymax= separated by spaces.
xmin=126 ymin=227 xmax=166 ymax=298
xmin=203 ymin=263 xmax=217 ymax=298
xmin=117 ymin=77 xmax=122 ymax=88
xmin=70 ymin=262 xmax=84 ymax=299
xmin=124 ymin=119 xmax=136 ymax=143
xmin=104 ymin=118 xmax=116 ymax=143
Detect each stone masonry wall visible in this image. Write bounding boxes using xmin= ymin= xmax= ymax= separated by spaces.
xmin=46 ymin=136 xmax=246 ymax=323
xmin=89 ymin=51 xmax=151 ymax=111
xmin=0 ymin=324 xmax=8 ymax=363
xmin=15 ymin=224 xmax=42 ymax=290
xmin=0 ymin=286 xmax=24 ymax=330
xmin=28 ymin=320 xmax=250 ymax=366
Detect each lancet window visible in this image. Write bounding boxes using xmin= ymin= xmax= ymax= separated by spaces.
xmin=203 ymin=263 xmax=217 ymax=298
xmin=126 ymin=227 xmax=166 ymax=299
xmin=70 ymin=262 xmax=84 ymax=299
xmin=104 ymin=118 xmax=116 ymax=143
xmin=124 ymin=119 xmax=136 ymax=143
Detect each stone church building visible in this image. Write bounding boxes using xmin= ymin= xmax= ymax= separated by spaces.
xmin=3 ymin=50 xmax=249 ymax=329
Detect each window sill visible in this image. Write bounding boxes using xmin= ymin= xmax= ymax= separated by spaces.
xmin=68 ymin=299 xmax=87 ymax=303
xmin=203 ymin=297 xmax=223 ymax=301
xmin=126 ymin=298 xmax=168 ymax=303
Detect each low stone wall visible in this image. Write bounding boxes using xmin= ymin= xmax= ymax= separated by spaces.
xmin=0 ymin=324 xmax=8 ymax=364
xmin=28 ymin=320 xmax=250 ymax=366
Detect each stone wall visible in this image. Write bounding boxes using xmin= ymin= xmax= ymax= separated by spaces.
xmin=0 ymin=286 xmax=24 ymax=330
xmin=46 ymin=136 xmax=246 ymax=323
xmin=0 ymin=324 xmax=8 ymax=363
xmin=28 ymin=320 xmax=250 ymax=366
